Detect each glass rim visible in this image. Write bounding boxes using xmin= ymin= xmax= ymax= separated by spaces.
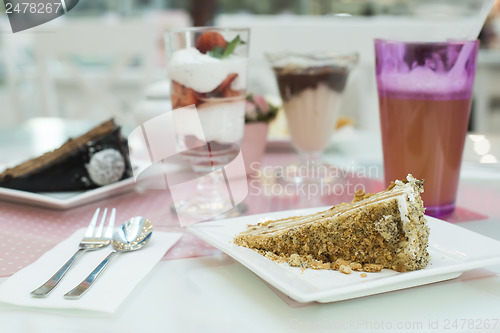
xmin=374 ymin=38 xmax=479 ymax=46
xmin=266 ymin=51 xmax=359 ymax=69
xmin=166 ymin=26 xmax=250 ymax=34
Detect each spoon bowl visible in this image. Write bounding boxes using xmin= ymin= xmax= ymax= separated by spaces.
xmin=64 ymin=216 xmax=153 ymax=299
xmin=112 ymin=216 xmax=152 ymax=252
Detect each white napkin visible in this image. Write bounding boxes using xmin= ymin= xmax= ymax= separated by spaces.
xmin=0 ymin=228 xmax=181 ymax=313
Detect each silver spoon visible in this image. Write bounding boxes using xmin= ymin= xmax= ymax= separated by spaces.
xmin=64 ymin=216 xmax=153 ymax=299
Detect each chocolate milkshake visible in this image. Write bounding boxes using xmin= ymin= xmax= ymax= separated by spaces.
xmin=267 ymin=52 xmax=358 ymax=184
xmin=272 ymin=64 xmax=352 ymax=153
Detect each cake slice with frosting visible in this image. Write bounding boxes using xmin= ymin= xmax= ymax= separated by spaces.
xmin=0 ymin=119 xmax=132 ymax=192
xmin=234 ymin=175 xmax=429 ymax=273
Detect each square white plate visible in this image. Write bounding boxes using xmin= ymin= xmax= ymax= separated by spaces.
xmin=0 ymin=177 xmax=137 ymax=210
xmin=188 ymin=208 xmax=500 ymax=303
xmin=0 ymin=158 xmax=185 ymax=210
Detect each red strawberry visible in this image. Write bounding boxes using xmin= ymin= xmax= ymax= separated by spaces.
xmin=171 ymin=81 xmax=200 ymax=108
xmin=195 ymin=31 xmax=227 ymax=54
xmin=223 ymin=88 xmax=241 ymax=98
xmin=211 ymin=73 xmax=238 ymax=94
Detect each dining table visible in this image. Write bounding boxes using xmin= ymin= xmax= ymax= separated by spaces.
xmin=0 ymin=117 xmax=499 ymax=333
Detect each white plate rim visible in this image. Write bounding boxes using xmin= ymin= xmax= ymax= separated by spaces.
xmin=0 ymin=177 xmax=137 ymax=210
xmin=188 ymin=208 xmax=500 ymax=303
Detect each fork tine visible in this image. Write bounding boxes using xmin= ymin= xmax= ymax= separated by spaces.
xmin=95 ymin=208 xmax=108 ymax=237
xmin=104 ymin=208 xmax=116 ymax=239
xmin=84 ymin=208 xmax=101 ymax=238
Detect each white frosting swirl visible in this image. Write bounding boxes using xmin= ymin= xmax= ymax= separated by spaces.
xmin=166 ymin=47 xmax=247 ymax=93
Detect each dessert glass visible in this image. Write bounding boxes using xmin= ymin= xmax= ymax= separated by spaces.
xmin=165 ymin=27 xmax=249 ymax=220
xmin=267 ymin=52 xmax=358 ymax=184
xmin=375 ymin=39 xmax=479 ymax=217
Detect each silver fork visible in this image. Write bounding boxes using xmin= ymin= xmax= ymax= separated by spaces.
xmin=30 ymin=208 xmax=116 ymax=297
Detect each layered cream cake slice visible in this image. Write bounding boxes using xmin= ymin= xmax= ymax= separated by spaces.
xmin=234 ymin=175 xmax=429 ymax=273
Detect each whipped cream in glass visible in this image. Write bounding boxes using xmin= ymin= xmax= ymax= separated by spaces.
xmin=165 ymin=27 xmax=250 ymax=220
xmin=167 ymin=47 xmax=247 ymax=93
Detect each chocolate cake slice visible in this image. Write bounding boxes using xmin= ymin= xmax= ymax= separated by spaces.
xmin=0 ymin=119 xmax=132 ymax=192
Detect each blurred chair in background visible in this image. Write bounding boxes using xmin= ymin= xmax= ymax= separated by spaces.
xmin=32 ymin=19 xmax=157 ymax=126
xmin=147 ymin=10 xmax=191 ymax=66
xmin=0 ymin=18 xmax=37 ymax=128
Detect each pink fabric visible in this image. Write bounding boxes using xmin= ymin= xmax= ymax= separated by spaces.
xmin=443 ymin=207 xmax=488 ymax=223
xmin=0 ymin=150 xmax=489 ymax=277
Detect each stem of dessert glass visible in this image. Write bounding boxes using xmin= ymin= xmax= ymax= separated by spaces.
xmin=299 ymin=151 xmax=322 ymax=177
xmin=194 ymin=169 xmax=229 ymax=211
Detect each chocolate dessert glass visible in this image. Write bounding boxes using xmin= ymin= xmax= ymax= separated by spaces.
xmin=267 ymin=52 xmax=358 ymax=184
xmin=165 ymin=27 xmax=249 ymax=221
xmin=375 ymin=39 xmax=479 ymax=218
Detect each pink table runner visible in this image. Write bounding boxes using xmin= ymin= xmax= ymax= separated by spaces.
xmin=0 ymin=151 xmax=488 ymax=277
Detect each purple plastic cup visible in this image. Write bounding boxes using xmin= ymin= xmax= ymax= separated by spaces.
xmin=375 ymin=39 xmax=479 ymax=218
